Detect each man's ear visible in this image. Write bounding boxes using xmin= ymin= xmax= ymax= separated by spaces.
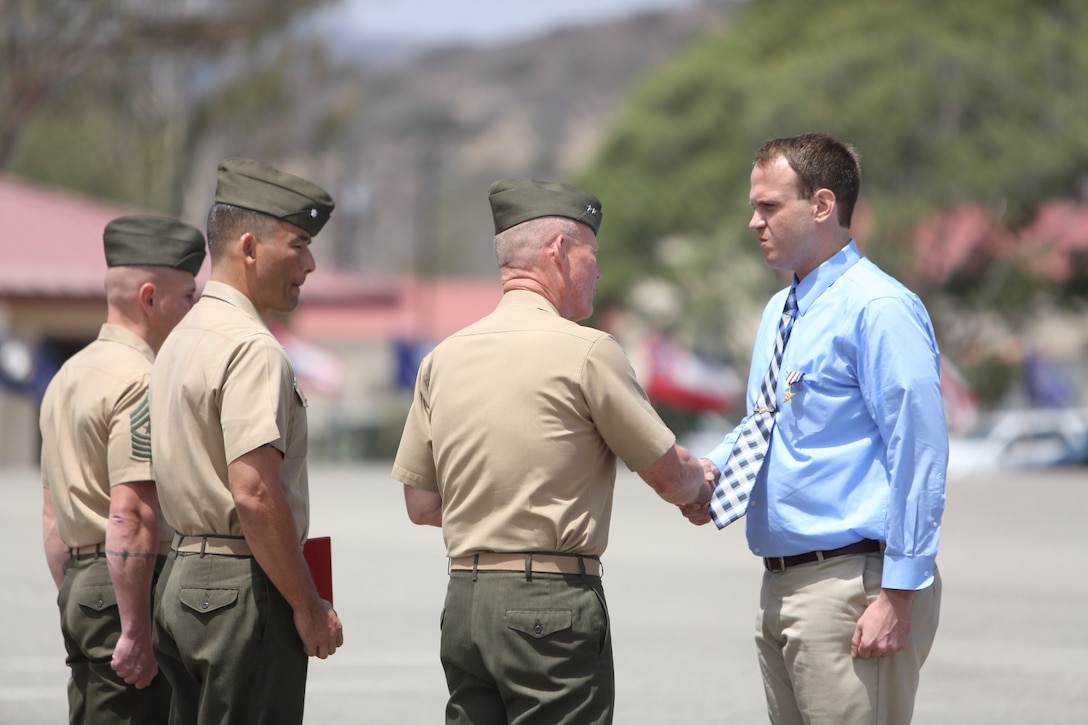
xmin=547 ymin=233 xmax=567 ymax=268
xmin=240 ymin=232 xmax=258 ymax=263
xmin=137 ymin=281 xmax=156 ymax=313
xmin=813 ymin=188 xmax=836 ymax=224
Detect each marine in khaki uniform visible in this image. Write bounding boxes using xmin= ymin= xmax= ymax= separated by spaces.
xmin=149 ymin=157 xmax=342 ymax=725
xmin=392 ymin=178 xmax=713 ymax=724
xmin=40 ymin=215 xmax=206 ymax=725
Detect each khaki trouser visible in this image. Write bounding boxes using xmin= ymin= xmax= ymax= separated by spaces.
xmin=153 ymin=553 xmax=308 ymax=725
xmin=756 ymin=550 xmax=941 ymax=725
xmin=59 ymin=554 xmax=171 ymax=725
xmin=440 ymin=570 xmax=614 ymax=725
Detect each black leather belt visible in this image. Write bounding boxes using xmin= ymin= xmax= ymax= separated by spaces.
xmin=763 ymin=539 xmax=883 ymax=573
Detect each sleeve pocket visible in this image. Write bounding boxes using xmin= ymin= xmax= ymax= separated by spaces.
xmin=180 ymin=588 xmax=239 ymax=615
xmin=506 ymin=609 xmax=572 ymax=638
xmin=76 ymin=586 xmax=118 ymax=613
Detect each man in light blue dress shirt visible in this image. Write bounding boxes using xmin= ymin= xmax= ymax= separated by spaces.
xmin=697 ymin=133 xmax=947 ymax=724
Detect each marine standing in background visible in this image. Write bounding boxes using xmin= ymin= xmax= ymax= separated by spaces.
xmin=393 ymin=177 xmax=711 ymax=724
xmin=149 ymin=158 xmax=342 ymax=724
xmin=698 ymin=132 xmax=947 ymax=724
xmin=40 ymin=215 xmax=205 ymax=724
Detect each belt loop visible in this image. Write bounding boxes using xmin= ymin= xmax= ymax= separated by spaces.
xmin=577 ymin=555 xmax=586 ymax=576
xmin=524 ymin=553 xmax=533 ymax=582
xmin=199 ymin=536 xmax=207 ymax=558
xmin=471 ymin=553 xmax=479 ymax=582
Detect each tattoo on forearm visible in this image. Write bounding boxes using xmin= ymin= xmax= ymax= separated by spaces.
xmin=105 ymin=548 xmax=158 ymax=561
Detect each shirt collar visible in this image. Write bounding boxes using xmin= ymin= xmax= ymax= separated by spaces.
xmin=793 ymin=239 xmax=862 ymax=316
xmin=98 ymin=323 xmax=154 ymax=364
xmin=499 ymin=288 xmax=560 ymax=316
xmin=199 ymin=280 xmax=264 ymax=325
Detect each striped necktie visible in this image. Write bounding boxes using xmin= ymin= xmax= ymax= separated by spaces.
xmin=709 ymin=285 xmax=799 ymax=528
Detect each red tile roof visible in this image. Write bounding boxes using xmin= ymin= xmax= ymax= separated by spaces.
xmin=292 ymin=276 xmax=502 ymax=342
xmin=1 ymin=173 xmax=501 ymax=341
xmin=0 ymin=174 xmax=154 ymax=298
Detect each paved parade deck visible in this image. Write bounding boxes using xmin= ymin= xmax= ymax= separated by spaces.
xmin=3 ymin=463 xmax=1084 ymax=723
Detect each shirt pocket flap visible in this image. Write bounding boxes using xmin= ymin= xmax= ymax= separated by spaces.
xmin=180 ymin=588 xmax=239 ymax=614
xmin=76 ymin=586 xmax=117 ymax=612
xmin=506 ymin=609 xmax=572 ymax=638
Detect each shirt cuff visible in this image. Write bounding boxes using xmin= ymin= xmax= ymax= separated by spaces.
xmin=703 ymin=430 xmax=741 ymax=473
xmin=881 ymin=551 xmax=937 ymax=590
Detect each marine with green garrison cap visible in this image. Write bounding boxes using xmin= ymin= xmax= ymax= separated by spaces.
xmin=150 ymin=156 xmax=342 ymax=725
xmin=40 ymin=212 xmax=205 ymax=724
xmin=393 ymin=175 xmax=710 ymax=724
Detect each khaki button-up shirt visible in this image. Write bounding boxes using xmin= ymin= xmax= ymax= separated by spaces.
xmin=393 ymin=290 xmax=673 ymax=558
xmin=40 ymin=324 xmax=171 ymax=548
xmin=150 ymin=281 xmax=309 ymax=541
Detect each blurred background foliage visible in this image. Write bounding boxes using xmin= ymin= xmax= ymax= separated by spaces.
xmin=576 ymin=0 xmax=1088 ymax=406
xmin=1 ymin=0 xmax=337 ymax=211
xmin=4 ymin=0 xmax=1088 ymax=409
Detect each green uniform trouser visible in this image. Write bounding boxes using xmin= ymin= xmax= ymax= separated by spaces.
xmin=153 ymin=553 xmax=308 ymax=725
xmin=440 ymin=570 xmax=614 ymax=725
xmin=59 ymin=554 xmax=171 ymax=725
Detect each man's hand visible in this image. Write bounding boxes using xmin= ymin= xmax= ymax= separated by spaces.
xmin=105 ymin=480 xmax=160 ymax=689
xmin=293 ymin=598 xmax=344 ymax=659
xmin=674 ymin=458 xmax=720 ymax=526
xmin=111 ymin=631 xmax=158 ymax=689
xmin=851 ymin=588 xmax=914 ymax=658
xmin=700 ymin=457 xmax=721 ymax=487
xmin=231 ymin=447 xmax=345 ymax=659
xmin=678 ymin=500 xmax=712 ymax=525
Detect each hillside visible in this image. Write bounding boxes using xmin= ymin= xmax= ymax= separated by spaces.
xmin=318 ymin=1 xmax=740 ymax=277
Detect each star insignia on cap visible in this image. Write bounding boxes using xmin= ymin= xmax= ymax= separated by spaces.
xmin=310 ymin=208 xmax=318 ymax=218
xmin=586 ymin=204 xmax=598 ymax=216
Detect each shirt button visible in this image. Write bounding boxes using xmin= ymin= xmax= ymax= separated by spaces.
xmin=533 ymin=621 xmax=543 ymax=635
xmin=753 ymin=547 xmax=761 ymax=554
xmin=924 ymin=570 xmax=932 ymax=577
xmin=202 ymin=601 xmax=210 ymax=610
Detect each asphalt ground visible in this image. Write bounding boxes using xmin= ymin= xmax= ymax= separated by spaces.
xmin=3 ymin=462 xmax=1085 ymax=724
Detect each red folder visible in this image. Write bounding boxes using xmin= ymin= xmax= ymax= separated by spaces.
xmin=303 ymin=536 xmax=333 ymax=606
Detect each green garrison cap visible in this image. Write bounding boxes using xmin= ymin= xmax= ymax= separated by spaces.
xmin=215 ymin=157 xmax=334 ymax=236
xmin=103 ymin=215 xmax=207 ymax=276
xmin=488 ymin=178 xmax=602 ymax=235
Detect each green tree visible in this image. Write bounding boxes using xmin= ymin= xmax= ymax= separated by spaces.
xmin=0 ymin=0 xmax=335 ymax=210
xmin=580 ymin=0 xmax=1088 ymax=362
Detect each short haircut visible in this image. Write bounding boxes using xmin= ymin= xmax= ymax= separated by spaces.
xmin=206 ymin=203 xmax=282 ymax=260
xmin=753 ymin=132 xmax=861 ymax=228
xmin=494 ymin=215 xmax=583 ymax=270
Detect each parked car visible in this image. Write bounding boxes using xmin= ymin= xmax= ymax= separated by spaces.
xmin=947 ymin=407 xmax=1088 ymax=479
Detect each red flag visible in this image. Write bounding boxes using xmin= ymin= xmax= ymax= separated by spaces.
xmin=644 ymin=334 xmax=741 ymax=414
